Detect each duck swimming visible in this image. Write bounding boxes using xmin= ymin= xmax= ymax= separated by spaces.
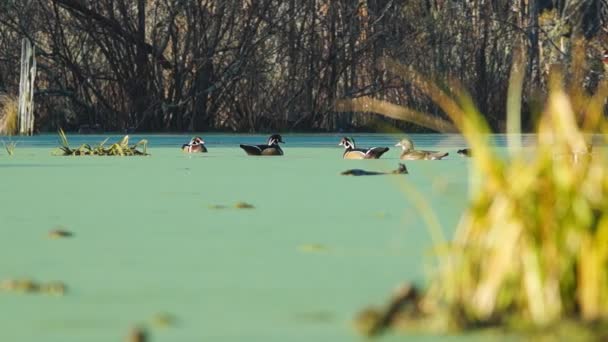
xmin=341 ymin=163 xmax=408 ymax=176
xmin=339 ymin=137 xmax=389 ymax=159
xmin=182 ymin=137 xmax=207 ymax=153
xmin=457 ymin=148 xmax=471 ymax=157
xmin=395 ymin=138 xmax=448 ymax=160
xmin=239 ymin=134 xmax=284 ymax=156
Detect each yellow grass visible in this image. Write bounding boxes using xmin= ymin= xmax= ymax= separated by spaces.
xmin=0 ymin=94 xmax=18 ymax=135
xmin=349 ymin=42 xmax=608 ymax=336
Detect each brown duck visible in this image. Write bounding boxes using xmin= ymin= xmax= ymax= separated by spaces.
xmin=395 ymin=138 xmax=448 ymax=160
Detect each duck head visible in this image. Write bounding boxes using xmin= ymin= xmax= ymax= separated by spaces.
xmin=267 ymin=134 xmax=284 ymax=146
xmin=603 ymin=50 xmax=608 ymax=65
xmin=395 ymin=138 xmax=414 ymax=152
xmin=182 ymin=136 xmax=207 ymax=152
xmin=338 ymin=137 xmax=356 ymax=149
xmin=191 ymin=136 xmax=205 ymax=146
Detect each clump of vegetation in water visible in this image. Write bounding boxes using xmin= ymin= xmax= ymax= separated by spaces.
xmin=54 ymin=129 xmax=148 ymax=156
xmin=352 ymin=44 xmax=608 ymax=338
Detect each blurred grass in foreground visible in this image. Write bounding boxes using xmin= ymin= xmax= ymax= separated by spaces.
xmin=344 ymin=43 xmax=608 ymax=338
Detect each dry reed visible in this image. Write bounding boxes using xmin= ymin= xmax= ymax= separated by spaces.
xmin=351 ymin=42 xmax=608 ymax=337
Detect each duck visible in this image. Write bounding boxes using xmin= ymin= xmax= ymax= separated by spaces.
xmin=341 ymin=163 xmax=408 ymax=176
xmin=339 ymin=137 xmax=389 ymax=159
xmin=240 ymin=134 xmax=284 ymax=156
xmin=457 ymin=148 xmax=471 ymax=157
xmin=182 ymin=137 xmax=207 ymax=153
xmin=395 ymin=138 xmax=448 ymax=160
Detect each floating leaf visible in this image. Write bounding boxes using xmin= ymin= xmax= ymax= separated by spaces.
xmin=234 ymin=202 xmax=255 ymax=209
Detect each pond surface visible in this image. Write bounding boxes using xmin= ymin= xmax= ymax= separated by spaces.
xmin=0 ymin=133 xmax=529 ymax=341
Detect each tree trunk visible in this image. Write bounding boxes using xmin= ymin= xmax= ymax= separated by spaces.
xmin=18 ymin=38 xmax=36 ymax=135
xmin=528 ymin=0 xmax=540 ymax=87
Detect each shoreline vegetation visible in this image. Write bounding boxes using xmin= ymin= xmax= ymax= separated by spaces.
xmin=0 ymin=2 xmax=607 ymax=133
xmin=352 ymin=43 xmax=608 ymax=339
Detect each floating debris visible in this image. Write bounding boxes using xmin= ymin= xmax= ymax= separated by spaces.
xmin=126 ymin=326 xmax=148 ymax=342
xmin=40 ymin=281 xmax=67 ymax=296
xmin=0 ymin=278 xmax=67 ymax=296
xmin=298 ymin=244 xmax=329 ymax=253
xmin=0 ymin=279 xmax=39 ymax=293
xmin=373 ymin=211 xmax=388 ymax=219
xmin=208 ymin=204 xmax=227 ymax=210
xmin=48 ymin=228 xmax=73 ymax=239
xmin=234 ymin=202 xmax=255 ymax=209
xmin=54 ymin=129 xmax=148 ymax=156
xmin=354 ymin=307 xmax=383 ymax=336
xmin=341 ymin=163 xmax=408 ymax=176
xmin=293 ymin=311 xmax=335 ymax=323
xmin=354 ymin=283 xmax=420 ymax=336
xmin=150 ymin=312 xmax=177 ymax=328
xmin=209 ymin=202 xmax=256 ymax=210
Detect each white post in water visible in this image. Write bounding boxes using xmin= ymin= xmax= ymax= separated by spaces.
xmin=18 ymin=38 xmax=36 ymax=135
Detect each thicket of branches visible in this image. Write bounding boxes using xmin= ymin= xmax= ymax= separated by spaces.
xmin=0 ymin=0 xmax=606 ymax=133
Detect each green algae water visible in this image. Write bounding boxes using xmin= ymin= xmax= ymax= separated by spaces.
xmin=0 ymin=134 xmax=524 ymax=341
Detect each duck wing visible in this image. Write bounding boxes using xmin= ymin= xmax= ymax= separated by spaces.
xmin=400 ymin=150 xmax=428 ymax=160
xmin=343 ymin=149 xmax=368 ymax=159
xmin=364 ymin=147 xmax=389 ymax=159
xmin=240 ymin=144 xmax=263 ymax=155
xmin=260 ymin=146 xmax=283 ymax=156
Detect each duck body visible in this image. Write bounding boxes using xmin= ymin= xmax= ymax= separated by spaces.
xmin=400 ymin=150 xmax=448 ymax=160
xmin=341 ymin=163 xmax=408 ymax=176
xmin=182 ymin=137 xmax=208 ymax=153
xmin=396 ymin=138 xmax=448 ymax=160
xmin=240 ymin=134 xmax=284 ymax=156
xmin=339 ymin=137 xmax=389 ymax=159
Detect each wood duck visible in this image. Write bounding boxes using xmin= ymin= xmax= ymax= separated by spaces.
xmin=182 ymin=137 xmax=207 ymax=153
xmin=603 ymin=50 xmax=608 ymax=66
xmin=395 ymin=138 xmax=448 ymax=160
xmin=240 ymin=134 xmax=284 ymax=155
xmin=339 ymin=137 xmax=389 ymax=159
xmin=457 ymin=148 xmax=471 ymax=157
